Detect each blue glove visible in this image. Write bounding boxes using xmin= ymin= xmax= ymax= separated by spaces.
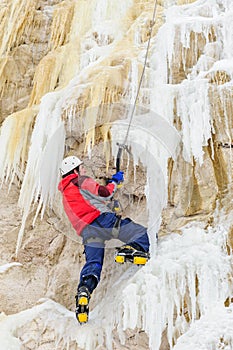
xmin=111 ymin=171 xmax=124 ymax=184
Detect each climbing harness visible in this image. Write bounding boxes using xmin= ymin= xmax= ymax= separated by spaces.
xmin=112 ymin=214 xmax=122 ymax=238
xmin=83 ymin=214 xmax=122 ymax=245
xmin=116 ymin=0 xmax=158 ymax=167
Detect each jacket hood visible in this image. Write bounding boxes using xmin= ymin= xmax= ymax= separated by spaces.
xmin=58 ymin=173 xmax=78 ymax=192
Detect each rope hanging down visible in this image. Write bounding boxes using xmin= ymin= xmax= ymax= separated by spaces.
xmin=116 ymin=0 xmax=158 ymax=171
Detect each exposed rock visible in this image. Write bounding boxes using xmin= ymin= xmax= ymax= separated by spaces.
xmin=0 ymin=0 xmax=232 ymax=349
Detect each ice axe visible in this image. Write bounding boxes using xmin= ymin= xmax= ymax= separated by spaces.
xmin=116 ymin=142 xmax=131 ymax=171
xmin=111 ymin=143 xmax=131 ymax=212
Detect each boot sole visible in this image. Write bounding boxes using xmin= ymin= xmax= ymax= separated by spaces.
xmin=115 ymin=254 xmax=148 ymax=265
xmin=79 ymin=296 xmax=88 ymax=305
xmin=76 ymin=295 xmax=89 ymax=324
xmin=77 ymin=311 xmax=88 ymax=324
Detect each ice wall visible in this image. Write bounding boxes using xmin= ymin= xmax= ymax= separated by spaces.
xmin=118 ymin=225 xmax=232 ymax=350
xmin=173 ymin=303 xmax=233 ymax=350
xmin=0 ymin=0 xmax=233 ymax=349
xmin=150 ymin=0 xmax=233 ymax=164
xmin=0 ymin=225 xmax=232 ymax=350
xmin=0 ymin=0 xmax=138 ymax=253
xmin=111 ymin=113 xmax=181 ymax=253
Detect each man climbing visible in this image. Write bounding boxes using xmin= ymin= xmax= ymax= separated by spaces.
xmin=58 ymin=155 xmax=150 ymax=324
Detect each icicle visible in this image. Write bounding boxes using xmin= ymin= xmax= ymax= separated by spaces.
xmin=0 ymin=0 xmax=37 ymax=56
xmin=0 ymin=0 xmax=38 ymax=98
xmin=129 ymin=59 xmax=139 ymax=104
xmin=93 ymin=0 xmax=133 ymax=25
xmin=28 ymin=51 xmax=65 ymax=106
xmin=49 ymin=1 xmax=75 ymax=50
xmin=150 ymin=83 xmax=177 ymax=124
xmin=176 ymin=79 xmax=212 ymax=165
xmin=0 ymin=107 xmax=38 ymax=184
xmin=16 ymin=91 xmax=66 ymax=254
xmin=99 ymin=124 xmax=111 ymax=170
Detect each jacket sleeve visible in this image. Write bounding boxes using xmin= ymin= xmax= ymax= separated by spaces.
xmin=79 ymin=176 xmax=116 ymax=199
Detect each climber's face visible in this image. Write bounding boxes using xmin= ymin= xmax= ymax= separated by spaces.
xmin=78 ymin=164 xmax=86 ymax=176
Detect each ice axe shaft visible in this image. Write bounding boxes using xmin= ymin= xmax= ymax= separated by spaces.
xmin=116 ymin=143 xmax=131 ymax=172
xmin=116 ymin=145 xmax=123 ymax=172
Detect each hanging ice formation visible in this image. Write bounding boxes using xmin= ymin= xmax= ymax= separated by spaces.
xmin=0 ymin=0 xmax=232 ymax=349
xmin=0 ymin=225 xmax=232 ymax=350
xmin=111 ymin=113 xmax=181 ymax=253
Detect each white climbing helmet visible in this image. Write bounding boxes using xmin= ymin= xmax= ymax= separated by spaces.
xmin=60 ymin=156 xmax=83 ymax=176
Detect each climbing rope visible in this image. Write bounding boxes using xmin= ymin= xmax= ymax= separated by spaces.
xmin=116 ymin=0 xmax=158 ymax=168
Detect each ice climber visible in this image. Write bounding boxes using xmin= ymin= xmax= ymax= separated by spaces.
xmin=58 ymin=155 xmax=150 ymax=323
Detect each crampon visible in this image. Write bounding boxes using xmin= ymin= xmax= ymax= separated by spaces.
xmin=75 ymin=286 xmax=90 ymax=324
xmin=115 ymin=245 xmax=150 ymax=265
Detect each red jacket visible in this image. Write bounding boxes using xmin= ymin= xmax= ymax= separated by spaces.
xmin=58 ymin=174 xmax=116 ymax=235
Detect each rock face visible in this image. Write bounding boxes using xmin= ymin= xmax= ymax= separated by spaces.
xmin=0 ymin=0 xmax=232 ymax=349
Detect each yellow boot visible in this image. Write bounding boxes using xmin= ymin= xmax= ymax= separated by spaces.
xmin=75 ymin=286 xmax=91 ymax=324
xmin=115 ymin=245 xmax=150 ymax=265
